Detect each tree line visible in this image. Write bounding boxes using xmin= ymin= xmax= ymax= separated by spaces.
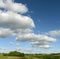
xmin=1 ymin=51 xmax=60 ymax=59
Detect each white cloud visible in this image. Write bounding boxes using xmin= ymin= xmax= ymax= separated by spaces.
xmin=38 ymin=45 xmax=51 ymax=49
xmin=36 ymin=35 xmax=56 ymax=42
xmin=14 ymin=29 xmax=33 ymax=35
xmin=14 ymin=47 xmax=40 ymax=54
xmin=31 ymin=41 xmax=51 ymax=49
xmin=0 ymin=0 xmax=28 ymax=13
xmin=30 ymin=41 xmax=48 ymax=46
xmin=9 ymin=41 xmax=14 ymax=45
xmin=0 ymin=11 xmax=35 ymax=29
xmin=16 ymin=33 xmax=56 ymax=48
xmin=9 ymin=42 xmax=20 ymax=46
xmin=0 ymin=47 xmax=9 ymax=53
xmin=9 ymin=3 xmax=28 ymax=13
xmin=0 ymin=0 xmax=5 ymax=8
xmin=16 ymin=33 xmax=56 ymax=42
xmin=0 ymin=0 xmax=56 ymax=50
xmin=0 ymin=47 xmax=9 ymax=51
xmin=16 ymin=33 xmax=33 ymax=41
xmin=46 ymin=30 xmax=60 ymax=37
xmin=16 ymin=43 xmax=20 ymax=46
xmin=0 ymin=28 xmax=14 ymax=38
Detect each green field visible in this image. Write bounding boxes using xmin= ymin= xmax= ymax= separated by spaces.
xmin=0 ymin=55 xmax=41 ymax=59
xmin=0 ymin=52 xmax=60 ymax=59
xmin=0 ymin=55 xmax=60 ymax=59
xmin=0 ymin=56 xmax=21 ymax=59
xmin=0 ymin=56 xmax=40 ymax=59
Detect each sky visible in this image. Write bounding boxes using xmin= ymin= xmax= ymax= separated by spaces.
xmin=0 ymin=0 xmax=60 ymax=54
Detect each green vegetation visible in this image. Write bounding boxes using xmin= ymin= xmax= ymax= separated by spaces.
xmin=3 ymin=51 xmax=24 ymax=57
xmin=0 ymin=51 xmax=60 ymax=59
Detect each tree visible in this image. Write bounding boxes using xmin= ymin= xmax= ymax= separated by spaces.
xmin=8 ymin=51 xmax=25 ymax=57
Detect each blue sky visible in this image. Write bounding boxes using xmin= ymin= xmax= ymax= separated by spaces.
xmin=15 ymin=0 xmax=60 ymax=32
xmin=0 ymin=0 xmax=60 ymax=54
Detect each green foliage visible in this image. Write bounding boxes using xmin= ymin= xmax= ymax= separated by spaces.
xmin=25 ymin=54 xmax=60 ymax=59
xmin=3 ymin=53 xmax=8 ymax=56
xmin=8 ymin=51 xmax=25 ymax=57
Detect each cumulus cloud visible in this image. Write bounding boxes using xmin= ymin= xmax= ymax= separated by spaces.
xmin=38 ymin=45 xmax=51 ymax=49
xmin=46 ymin=30 xmax=60 ymax=37
xmin=0 ymin=0 xmax=28 ymax=13
xmin=16 ymin=33 xmax=56 ymax=48
xmin=0 ymin=11 xmax=35 ymax=29
xmin=0 ymin=0 xmax=56 ymax=50
xmin=16 ymin=33 xmax=56 ymax=42
xmin=31 ymin=41 xmax=51 ymax=49
xmin=0 ymin=28 xmax=14 ymax=38
xmin=8 ymin=3 xmax=28 ymax=13
xmin=16 ymin=29 xmax=32 ymax=34
xmin=30 ymin=41 xmax=48 ymax=46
